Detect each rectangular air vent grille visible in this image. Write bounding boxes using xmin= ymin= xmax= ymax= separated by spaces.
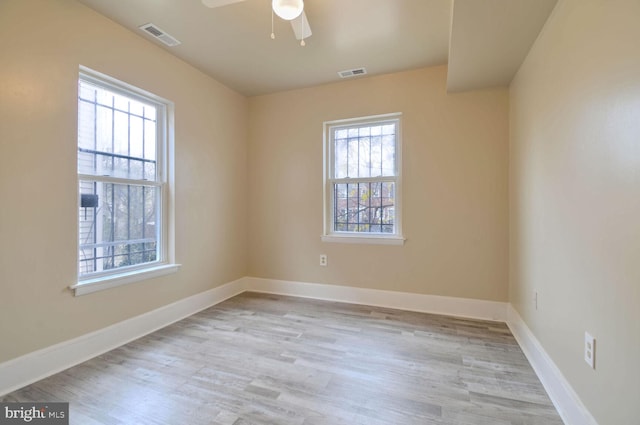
xmin=338 ymin=68 xmax=367 ymax=78
xmin=138 ymin=23 xmax=181 ymax=47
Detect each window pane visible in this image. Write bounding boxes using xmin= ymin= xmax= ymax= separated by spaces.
xmin=334 ymin=137 xmax=348 ymax=179
xmin=347 ymin=137 xmax=359 ymax=177
xmin=113 ymin=92 xmax=129 ymax=112
xmin=129 ymin=99 xmax=144 ymax=117
xmin=113 ymin=110 xmax=128 ymax=155
xmin=333 ymin=181 xmax=395 ymax=234
xmin=371 ymin=136 xmax=382 ymax=177
xmin=130 ymin=115 xmax=144 ymax=159
xmin=144 ymin=105 xmax=156 ymax=121
xmin=95 ymin=105 xmax=113 ymax=154
xmin=79 ymin=83 xmax=96 ymax=102
xmin=78 ymin=100 xmax=95 ymax=151
xmin=79 ymin=180 xmax=158 ymax=276
xmin=144 ymin=119 xmax=157 ymax=162
xmin=381 ymin=135 xmax=396 ymax=176
xmin=358 ymin=137 xmax=371 ymax=178
xmin=96 ymin=89 xmax=113 ymax=107
xmin=382 ymin=124 xmax=395 ymax=135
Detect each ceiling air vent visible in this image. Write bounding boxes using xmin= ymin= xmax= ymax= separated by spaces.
xmin=338 ymin=68 xmax=367 ymax=78
xmin=138 ymin=23 xmax=181 ymax=47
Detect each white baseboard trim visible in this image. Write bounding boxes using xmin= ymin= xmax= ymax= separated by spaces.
xmin=0 ymin=277 xmax=246 ymax=398
xmin=1 ymin=275 xmax=593 ymax=425
xmin=245 ymin=277 xmax=507 ymax=322
xmin=506 ymin=305 xmax=597 ymax=425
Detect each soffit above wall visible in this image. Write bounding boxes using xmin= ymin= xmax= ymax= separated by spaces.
xmin=447 ymin=0 xmax=558 ymax=93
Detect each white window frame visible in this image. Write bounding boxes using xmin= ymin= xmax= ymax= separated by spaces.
xmin=322 ymin=113 xmax=405 ymax=245
xmin=71 ymin=66 xmax=179 ymax=296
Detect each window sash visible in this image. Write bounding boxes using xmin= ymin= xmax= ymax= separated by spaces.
xmin=328 ymin=176 xmax=398 ymax=185
xmin=78 ymin=179 xmax=163 ymax=279
xmin=328 ymin=119 xmax=400 ymax=181
xmin=329 ymin=179 xmax=397 ymax=234
xmin=78 ymin=76 xmax=165 ymax=184
xmin=78 ymin=174 xmax=162 ymax=187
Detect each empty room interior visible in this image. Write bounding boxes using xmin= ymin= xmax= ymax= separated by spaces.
xmin=0 ymin=0 xmax=638 ymax=424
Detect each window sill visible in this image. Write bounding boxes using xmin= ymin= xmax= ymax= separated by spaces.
xmin=70 ymin=263 xmax=181 ymax=296
xmin=321 ymin=235 xmax=406 ymax=246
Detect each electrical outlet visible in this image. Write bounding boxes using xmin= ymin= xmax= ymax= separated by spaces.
xmin=319 ymin=254 xmax=327 ymax=266
xmin=534 ymin=291 xmax=538 ymax=310
xmin=584 ymin=332 xmax=595 ymax=369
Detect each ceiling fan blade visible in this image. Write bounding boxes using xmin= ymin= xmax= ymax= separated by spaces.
xmin=290 ymin=11 xmax=312 ymax=40
xmin=201 ymin=0 xmax=247 ymax=8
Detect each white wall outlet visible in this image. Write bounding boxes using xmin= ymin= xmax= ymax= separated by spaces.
xmin=319 ymin=254 xmax=328 ymax=266
xmin=584 ymin=332 xmax=596 ymax=369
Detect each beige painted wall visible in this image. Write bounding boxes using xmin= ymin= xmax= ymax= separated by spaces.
xmin=248 ymin=66 xmax=509 ymax=301
xmin=509 ymin=0 xmax=640 ymax=423
xmin=0 ymin=0 xmax=248 ymax=363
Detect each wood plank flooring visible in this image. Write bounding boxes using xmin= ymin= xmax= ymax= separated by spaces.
xmin=2 ymin=293 xmax=564 ymax=424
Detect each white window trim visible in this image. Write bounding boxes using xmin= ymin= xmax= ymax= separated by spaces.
xmin=322 ymin=113 xmax=405 ymax=245
xmin=70 ymin=264 xmax=180 ymax=296
xmin=321 ymin=234 xmax=405 ymax=245
xmin=72 ymin=66 xmax=179 ymax=296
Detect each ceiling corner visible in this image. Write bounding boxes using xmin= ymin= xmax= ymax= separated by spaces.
xmin=446 ymin=0 xmax=558 ymax=93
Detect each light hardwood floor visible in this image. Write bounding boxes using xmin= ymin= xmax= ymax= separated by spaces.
xmin=2 ymin=293 xmax=563 ymax=424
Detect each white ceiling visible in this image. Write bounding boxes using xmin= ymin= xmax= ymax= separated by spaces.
xmin=77 ymin=0 xmax=557 ymax=97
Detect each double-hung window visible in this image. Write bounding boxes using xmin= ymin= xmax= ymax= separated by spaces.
xmin=323 ymin=113 xmax=404 ymax=245
xmin=74 ymin=67 xmax=177 ymax=295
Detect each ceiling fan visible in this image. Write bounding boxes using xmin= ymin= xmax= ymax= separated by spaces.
xmin=201 ymin=0 xmax=312 ymax=46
